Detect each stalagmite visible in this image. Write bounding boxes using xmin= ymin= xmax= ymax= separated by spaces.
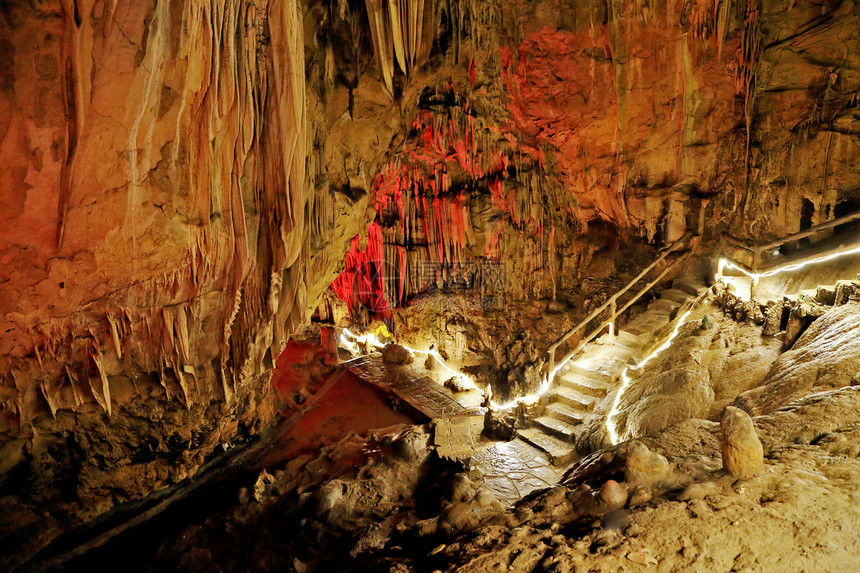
xmin=721 ymin=406 xmax=764 ymax=478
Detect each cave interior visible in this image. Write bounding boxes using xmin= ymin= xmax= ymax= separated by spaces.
xmin=2 ymin=0 xmax=860 ymax=571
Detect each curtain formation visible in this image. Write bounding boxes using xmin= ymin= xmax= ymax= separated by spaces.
xmin=365 ymin=0 xmax=437 ymax=94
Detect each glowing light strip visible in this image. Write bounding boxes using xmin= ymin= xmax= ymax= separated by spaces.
xmin=605 ymin=292 xmax=708 ymax=445
xmin=489 ymin=318 xmax=623 ymax=411
xmin=339 ymin=328 xmax=479 ymax=391
xmin=717 ymin=241 xmax=860 ymax=286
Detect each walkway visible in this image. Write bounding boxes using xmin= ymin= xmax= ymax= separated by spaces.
xmin=519 ymin=279 xmax=707 ymax=462
xmin=348 ymin=354 xmax=567 ymax=505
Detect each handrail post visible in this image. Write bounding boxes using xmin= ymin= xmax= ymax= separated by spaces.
xmin=608 ymin=297 xmax=617 ymax=337
xmin=547 ymin=349 xmax=555 ymax=381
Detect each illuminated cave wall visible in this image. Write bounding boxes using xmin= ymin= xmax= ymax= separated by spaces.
xmin=329 ymin=0 xmax=860 ymax=318
xmin=0 ymin=0 xmax=369 ymax=545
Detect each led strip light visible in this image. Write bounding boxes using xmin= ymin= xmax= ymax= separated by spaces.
xmin=605 ymin=293 xmax=708 ymax=445
xmin=338 ymin=328 xmax=479 ymax=391
xmin=717 ymin=242 xmax=860 ymax=285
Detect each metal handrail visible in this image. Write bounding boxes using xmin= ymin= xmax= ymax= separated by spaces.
xmin=722 ymin=210 xmax=860 ymax=271
xmin=546 ymin=232 xmax=692 ymax=375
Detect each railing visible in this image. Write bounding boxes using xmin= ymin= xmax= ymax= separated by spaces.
xmin=546 ymin=232 xmax=693 ymax=377
xmin=722 ymin=210 xmax=860 ymax=272
xmin=719 ymin=209 xmax=860 ymax=300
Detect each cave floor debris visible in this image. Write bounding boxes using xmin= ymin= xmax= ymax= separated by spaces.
xmin=21 ymin=361 xmax=420 ymax=573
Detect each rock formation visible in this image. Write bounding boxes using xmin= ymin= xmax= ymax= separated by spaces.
xmin=0 ymin=0 xmax=368 ymax=551
xmin=720 ymin=405 xmax=764 ymax=478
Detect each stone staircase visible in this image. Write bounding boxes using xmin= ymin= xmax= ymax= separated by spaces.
xmin=518 ymin=279 xmax=707 ymax=465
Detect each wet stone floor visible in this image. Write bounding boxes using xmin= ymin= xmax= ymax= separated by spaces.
xmin=468 ymin=439 xmax=567 ymax=506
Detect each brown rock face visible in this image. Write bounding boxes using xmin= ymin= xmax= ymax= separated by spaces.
xmin=0 ymin=0 xmax=368 ymax=553
xmin=721 ymin=406 xmax=764 ymax=478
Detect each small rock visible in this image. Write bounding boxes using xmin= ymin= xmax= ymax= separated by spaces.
xmin=381 ymin=344 xmax=413 ymax=364
xmin=444 ymin=375 xmax=472 ymax=392
xmin=599 ymin=480 xmax=628 ymax=510
xmin=474 ymin=488 xmax=500 ymax=510
xmin=252 ymin=469 xmax=275 ymax=501
xmin=392 ymin=427 xmax=429 ymax=461
xmin=751 ymin=305 xmax=765 ymax=325
xmin=425 ymin=355 xmax=435 ymax=370
xmin=440 ymin=502 xmax=479 ymax=532
xmin=314 ymin=480 xmax=344 ymax=516
xmin=700 ymin=315 xmax=714 ymax=330
xmin=628 ymin=487 xmax=652 ymax=507
xmin=678 ymin=481 xmax=718 ymax=501
xmin=627 ymin=549 xmax=658 ymax=565
xmin=721 ymin=406 xmax=763 ymax=478
xmin=448 ymin=473 xmax=475 ymax=502
xmin=624 ymin=441 xmax=670 ymax=485
xmin=511 ymin=506 xmax=533 ymax=526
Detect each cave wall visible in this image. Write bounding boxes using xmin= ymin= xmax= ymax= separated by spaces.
xmin=0 ymin=0 xmax=372 ymax=554
xmin=312 ymin=0 xmax=860 ymax=417
xmin=320 ymin=0 xmax=860 ymax=317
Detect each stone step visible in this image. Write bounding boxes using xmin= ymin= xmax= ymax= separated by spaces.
xmin=649 ymin=298 xmax=680 ymax=315
xmin=602 ymin=343 xmax=636 ymax=360
xmin=532 ymin=415 xmax=578 ymax=441
xmin=616 ymin=329 xmax=654 ymax=348
xmin=661 ymin=288 xmax=690 ymax=305
xmin=609 ymin=335 xmax=641 ymax=352
xmin=559 ymin=373 xmax=612 ymax=396
xmin=575 ymin=347 xmax=630 ymax=370
xmin=564 ymin=363 xmax=615 ymax=385
xmin=517 ymin=428 xmax=577 ymax=466
xmin=625 ymin=314 xmax=670 ymax=335
xmin=546 ymin=401 xmax=588 ymax=424
xmin=552 ymin=385 xmax=597 ymax=409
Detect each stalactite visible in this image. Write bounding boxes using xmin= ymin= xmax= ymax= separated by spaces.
xmin=89 ymin=334 xmax=112 ymax=417
xmin=107 ymin=314 xmax=122 ymax=360
xmin=331 ymin=91 xmax=559 ymax=315
xmin=364 ymin=0 xmax=437 ymax=95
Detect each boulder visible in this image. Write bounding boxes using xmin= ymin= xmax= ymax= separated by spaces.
xmin=382 ymin=344 xmax=414 ymax=364
xmin=624 ymin=441 xmax=670 ymax=486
